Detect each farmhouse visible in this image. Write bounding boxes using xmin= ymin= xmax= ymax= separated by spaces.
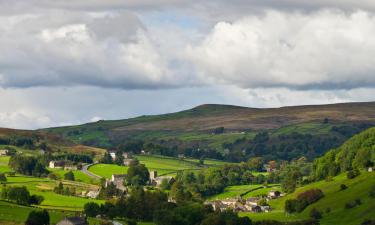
xmin=56 ymin=217 xmax=88 ymax=225
xmin=206 ymin=196 xmax=270 ymax=213
xmin=122 ymin=152 xmax=133 ymax=159
xmin=123 ymin=158 xmax=137 ymax=166
xmin=109 ymin=151 xmax=116 ymax=160
xmin=105 ymin=174 xmax=127 ymax=191
xmin=178 ymin=153 xmax=185 ymax=159
xmin=86 ymin=190 xmax=100 ymax=199
xmin=49 ymin=160 xmax=65 ymax=168
xmin=0 ymin=149 xmax=8 ymax=156
xmin=149 ymin=170 xmax=175 ymax=186
xmin=268 ymin=190 xmax=281 ymax=199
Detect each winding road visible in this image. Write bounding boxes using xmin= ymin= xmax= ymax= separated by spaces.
xmin=81 ymin=163 xmax=102 ymax=179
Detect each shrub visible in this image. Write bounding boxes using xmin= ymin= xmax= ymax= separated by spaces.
xmin=369 ymin=185 xmax=375 ymax=198
xmin=25 ymin=210 xmax=49 ymax=225
xmin=285 ymin=189 xmax=324 ymax=213
xmin=346 ymin=169 xmax=360 ymax=179
xmin=64 ymin=171 xmax=75 ymax=181
xmin=84 ymin=202 xmax=101 ymax=217
xmin=309 ymin=208 xmax=322 ymax=220
xmin=340 ymin=184 xmax=348 ymax=190
xmin=0 ymin=173 xmax=6 ymax=183
xmin=325 ymin=207 xmax=331 ymax=214
xmin=344 ymin=199 xmax=361 ymax=209
xmin=28 ymin=194 xmax=44 ymax=205
xmin=361 ymin=219 xmax=375 ymax=225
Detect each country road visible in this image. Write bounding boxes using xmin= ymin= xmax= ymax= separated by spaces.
xmin=81 ymin=163 xmax=102 ymax=179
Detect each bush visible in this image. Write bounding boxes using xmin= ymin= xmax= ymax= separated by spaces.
xmin=25 ymin=210 xmax=49 ymax=225
xmin=325 ymin=207 xmax=331 ymax=214
xmin=346 ymin=169 xmax=360 ymax=179
xmin=84 ymin=202 xmax=101 ymax=217
xmin=369 ymin=185 xmax=375 ymax=198
xmin=28 ymin=194 xmax=44 ymax=205
xmin=309 ymin=208 xmax=322 ymax=220
xmin=0 ymin=173 xmax=6 ymax=183
xmin=340 ymin=184 xmax=348 ymax=190
xmin=361 ymin=219 xmax=375 ymax=225
xmin=285 ymin=189 xmax=324 ymax=213
xmin=64 ymin=171 xmax=75 ymax=181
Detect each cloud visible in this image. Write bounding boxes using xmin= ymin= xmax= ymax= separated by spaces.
xmin=0 ymin=10 xmax=189 ymax=89
xmin=188 ymin=10 xmax=375 ymax=90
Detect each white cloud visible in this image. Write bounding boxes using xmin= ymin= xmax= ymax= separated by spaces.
xmin=187 ymin=10 xmax=375 ymax=90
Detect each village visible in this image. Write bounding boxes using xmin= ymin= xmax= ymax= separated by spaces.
xmin=205 ymin=190 xmax=283 ymax=213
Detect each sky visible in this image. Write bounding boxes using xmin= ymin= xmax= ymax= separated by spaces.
xmin=1 ymin=0 xmax=375 ymax=129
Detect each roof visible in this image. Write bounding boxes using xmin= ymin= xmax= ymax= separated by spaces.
xmin=58 ymin=217 xmax=87 ymax=225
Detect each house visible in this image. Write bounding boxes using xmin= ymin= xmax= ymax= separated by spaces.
xmin=0 ymin=149 xmax=8 ymax=156
xmin=109 ymin=151 xmax=116 ymax=160
xmin=178 ymin=154 xmax=185 ymax=159
xmin=251 ymin=205 xmax=262 ymax=213
xmin=122 ymin=152 xmax=133 ymax=159
xmin=56 ymin=217 xmax=88 ymax=225
xmin=123 ymin=158 xmax=137 ymax=166
xmin=246 ymin=197 xmax=260 ymax=206
xmin=64 ymin=165 xmax=78 ymax=171
xmin=268 ymin=190 xmax=281 ymax=199
xmin=105 ymin=174 xmax=127 ymax=191
xmin=151 ymin=176 xmax=175 ymax=186
xmin=368 ymin=167 xmax=373 ymax=172
xmin=49 ymin=160 xmax=65 ymax=169
xmin=149 ymin=170 xmax=175 ymax=186
xmin=150 ymin=170 xmax=158 ymax=180
xmin=86 ymin=190 xmax=100 ymax=199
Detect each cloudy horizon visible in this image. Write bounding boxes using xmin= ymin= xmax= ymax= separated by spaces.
xmin=1 ymin=0 xmax=375 ymax=129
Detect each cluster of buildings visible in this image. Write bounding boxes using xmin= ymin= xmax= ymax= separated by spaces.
xmin=0 ymin=149 xmax=8 ymax=156
xmin=108 ymin=151 xmax=138 ymax=166
xmin=49 ymin=160 xmax=78 ymax=170
xmin=103 ymin=170 xmax=175 ymax=192
xmin=206 ymin=190 xmax=282 ymax=213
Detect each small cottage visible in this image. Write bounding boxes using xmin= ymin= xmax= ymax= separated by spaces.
xmin=49 ymin=160 xmax=65 ymax=169
xmin=56 ymin=217 xmax=88 ymax=225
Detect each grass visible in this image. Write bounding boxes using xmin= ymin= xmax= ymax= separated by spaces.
xmin=136 ymin=155 xmax=202 ymax=176
xmin=49 ymin=168 xmax=97 ymax=184
xmin=240 ymin=171 xmax=375 ymax=225
xmin=88 ymin=155 xmax=219 ymax=179
xmin=88 ymin=164 xmax=128 ymax=179
xmin=0 ymin=156 xmax=12 ymax=173
xmin=0 ymin=200 xmax=74 ymax=224
xmin=207 ymin=184 xmax=264 ymax=200
xmin=2 ymin=175 xmax=103 ymax=211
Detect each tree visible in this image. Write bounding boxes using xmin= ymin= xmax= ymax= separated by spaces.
xmin=25 ymin=210 xmax=50 ymax=225
xmin=126 ymin=163 xmax=149 ymax=186
xmin=0 ymin=173 xmax=6 ymax=183
xmin=84 ymin=202 xmax=101 ymax=217
xmin=7 ymin=186 xmax=30 ymax=205
xmin=64 ymin=171 xmax=75 ymax=181
xmin=310 ymin=208 xmax=322 ymax=220
xmin=247 ymin=157 xmax=264 ymax=171
xmin=115 ymin=152 xmax=124 ymax=166
xmin=28 ymin=194 xmax=44 ymax=205
xmin=100 ymin=152 xmax=113 ymax=164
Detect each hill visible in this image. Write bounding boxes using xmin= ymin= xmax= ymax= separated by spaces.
xmin=43 ymin=102 xmax=375 ymax=161
xmin=239 ymin=127 xmax=375 ymax=224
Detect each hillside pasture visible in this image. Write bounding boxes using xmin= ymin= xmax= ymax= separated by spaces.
xmin=240 ymin=171 xmax=375 ymax=225
xmin=2 ymin=175 xmax=103 ymax=211
xmin=88 ymin=164 xmax=128 ymax=179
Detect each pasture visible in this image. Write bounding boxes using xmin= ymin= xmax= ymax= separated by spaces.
xmin=240 ymin=171 xmax=375 ymax=225
xmin=88 ymin=164 xmax=128 ymax=179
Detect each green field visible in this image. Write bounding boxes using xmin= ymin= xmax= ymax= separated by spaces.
xmin=88 ymin=164 xmax=129 ymax=179
xmin=87 ymin=155 xmax=223 ymax=179
xmin=0 ymin=156 xmax=12 ymax=173
xmin=240 ymin=171 xmax=375 ymax=225
xmin=3 ymin=175 xmax=104 ymax=210
xmin=0 ymin=200 xmax=72 ymax=224
xmin=207 ymin=184 xmax=280 ymax=200
xmin=49 ymin=168 xmax=97 ymax=184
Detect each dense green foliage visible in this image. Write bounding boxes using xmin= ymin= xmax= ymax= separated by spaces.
xmin=8 ymin=155 xmax=49 ymax=177
xmin=25 ymin=209 xmax=50 ymax=225
xmin=285 ymin=189 xmax=324 ymax=213
xmin=126 ymin=162 xmax=150 ymax=186
xmin=312 ymin=127 xmax=375 ymax=180
xmin=1 ymin=186 xmax=44 ymax=206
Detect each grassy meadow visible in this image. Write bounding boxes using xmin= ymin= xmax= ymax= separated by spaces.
xmin=240 ymin=171 xmax=375 ymax=225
